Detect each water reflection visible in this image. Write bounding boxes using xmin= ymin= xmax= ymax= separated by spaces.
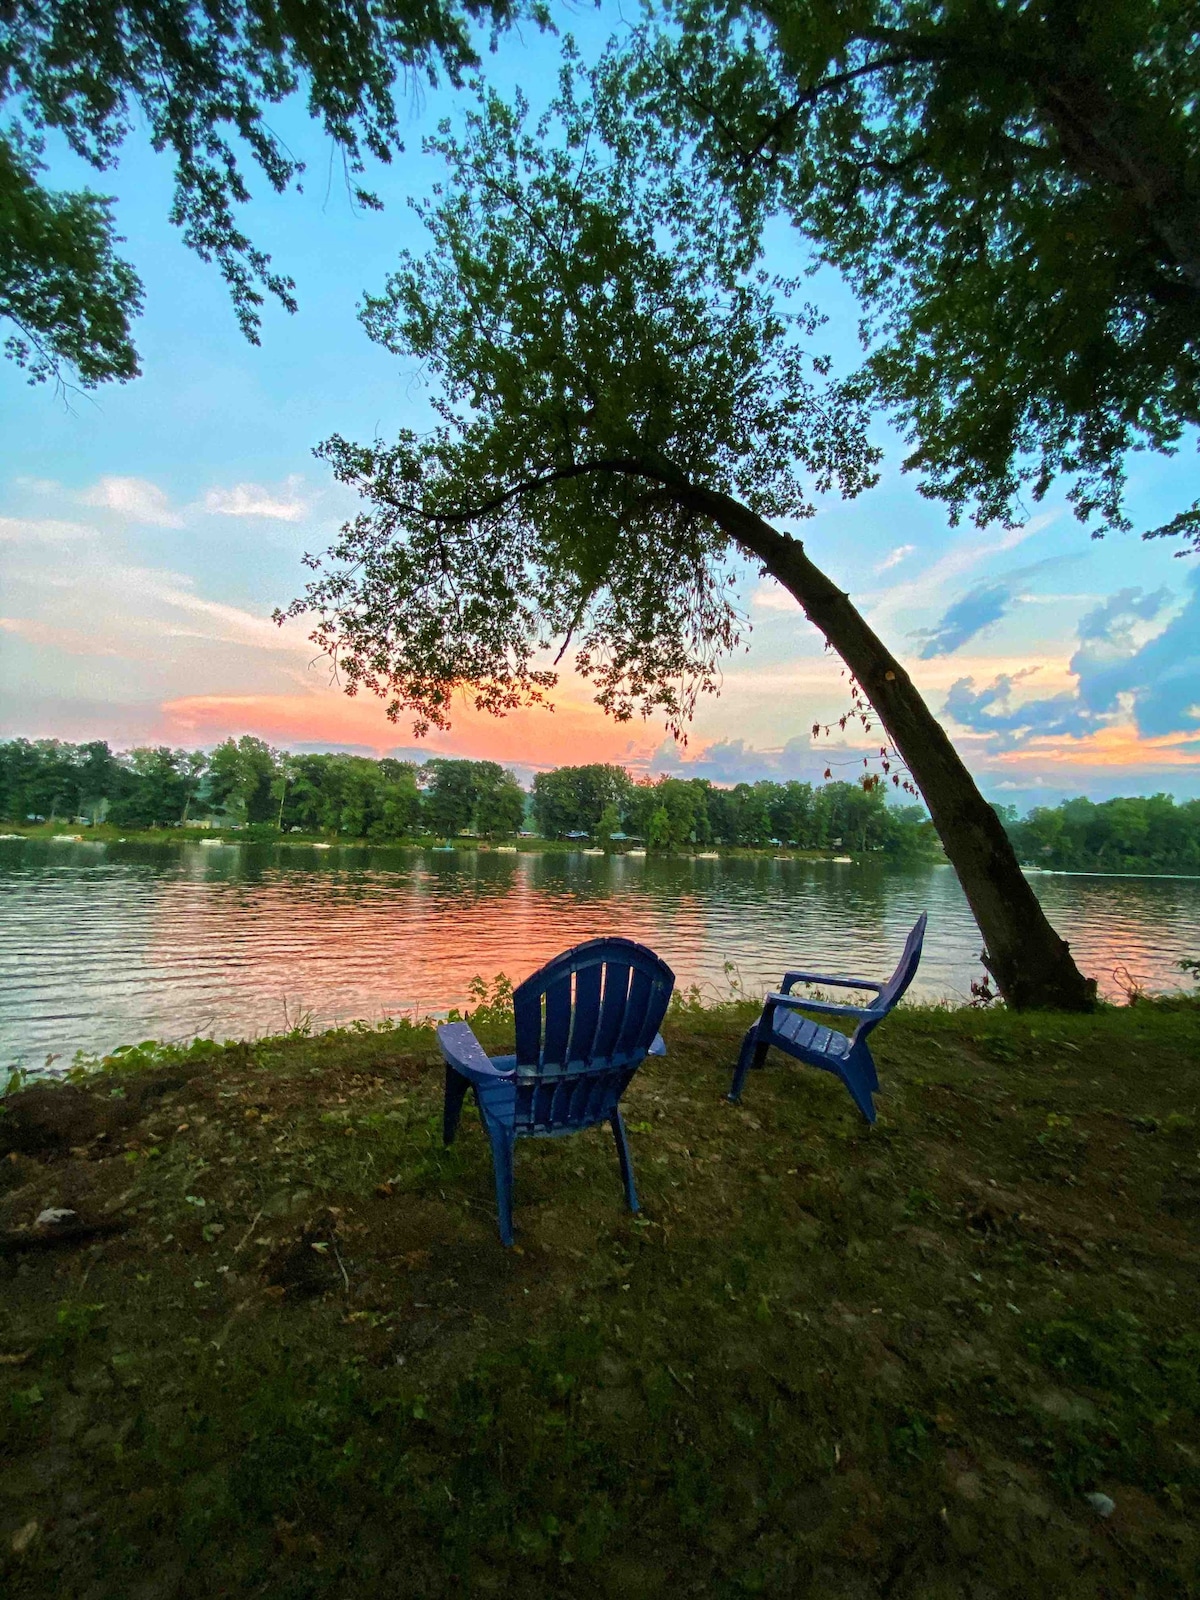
xmin=1 ymin=838 xmax=1196 ymax=1066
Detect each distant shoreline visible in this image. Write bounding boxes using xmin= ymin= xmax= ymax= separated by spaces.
xmin=0 ymin=824 xmax=937 ymax=864
xmin=9 ymin=828 xmax=1200 ymax=876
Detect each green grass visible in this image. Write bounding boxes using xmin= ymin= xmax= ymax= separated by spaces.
xmin=2 ymin=996 xmax=1198 ymax=1597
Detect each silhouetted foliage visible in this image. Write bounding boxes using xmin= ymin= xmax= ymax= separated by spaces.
xmin=637 ymin=1 xmax=1200 ymax=549
xmin=1 ymin=0 xmax=524 ymax=387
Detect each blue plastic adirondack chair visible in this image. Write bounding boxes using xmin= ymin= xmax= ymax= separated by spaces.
xmin=438 ymin=937 xmax=675 ymax=1245
xmin=728 ymin=913 xmax=927 ymax=1120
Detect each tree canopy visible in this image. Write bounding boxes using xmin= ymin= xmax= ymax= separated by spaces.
xmin=0 ymin=0 xmax=520 ymax=387
xmin=284 ymin=60 xmax=878 ymax=736
xmin=635 ymin=0 xmax=1200 ymax=549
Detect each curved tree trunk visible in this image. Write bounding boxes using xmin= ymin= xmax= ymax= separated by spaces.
xmin=666 ymin=475 xmax=1097 ymax=1011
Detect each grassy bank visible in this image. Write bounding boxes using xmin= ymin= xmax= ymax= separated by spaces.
xmin=2 ymin=997 xmax=1199 ymax=1597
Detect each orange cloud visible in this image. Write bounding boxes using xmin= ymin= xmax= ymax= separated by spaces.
xmin=989 ymin=724 xmax=1200 ymax=771
xmin=160 ymin=687 xmax=658 ymax=768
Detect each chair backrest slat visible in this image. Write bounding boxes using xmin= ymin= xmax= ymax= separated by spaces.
xmin=569 ymin=961 xmax=604 ymax=1064
xmin=854 ymin=913 xmax=927 ymax=1041
xmin=593 ymin=959 xmax=633 ymax=1061
xmin=539 ymin=972 xmax=574 ymax=1066
xmin=514 ymin=981 xmax=542 ymax=1068
xmin=875 ymin=912 xmax=927 ymax=1008
xmin=615 ymin=966 xmax=653 ymax=1059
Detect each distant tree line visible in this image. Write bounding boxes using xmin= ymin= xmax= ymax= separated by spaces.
xmin=998 ymin=796 xmax=1200 ymax=876
xmin=532 ymin=764 xmax=935 ymax=855
xmin=0 ymin=738 xmax=524 ymax=840
xmin=0 ymin=739 xmax=942 ymax=853
xmin=12 ymin=740 xmax=1197 ymax=868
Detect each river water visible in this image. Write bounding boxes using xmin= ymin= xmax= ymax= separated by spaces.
xmin=2 ymin=838 xmax=1197 ymax=1067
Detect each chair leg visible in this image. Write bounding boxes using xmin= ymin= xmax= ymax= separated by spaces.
xmin=610 ymin=1109 xmax=639 ymax=1214
xmin=837 ymin=1047 xmax=878 ymax=1125
xmin=485 ymin=1124 xmax=517 ymax=1247
xmin=729 ymin=1027 xmax=769 ymax=1103
xmin=443 ymin=1064 xmax=470 ymax=1146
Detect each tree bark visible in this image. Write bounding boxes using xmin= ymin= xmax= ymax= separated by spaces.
xmin=663 ymin=474 xmax=1097 ymax=1011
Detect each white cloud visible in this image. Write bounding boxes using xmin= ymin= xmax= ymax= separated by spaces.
xmin=0 ymin=516 xmax=98 ymax=544
xmin=864 ymin=514 xmax=1057 ymax=626
xmin=203 ymin=475 xmax=308 ymax=521
xmin=749 ymin=581 xmax=799 ymax=613
xmin=875 ymin=544 xmax=915 ymax=573
xmin=110 ymin=567 xmax=309 ymax=657
xmin=0 ymin=617 xmax=131 ymax=658
xmin=79 ymin=475 xmax=183 ymax=528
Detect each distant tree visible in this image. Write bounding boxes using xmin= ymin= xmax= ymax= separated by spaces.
xmin=336 ymin=757 xmax=382 ymax=838
xmin=638 ymin=1 xmax=1200 ymax=550
xmin=1 ymin=0 xmax=522 ymax=388
xmin=108 ymin=747 xmax=192 ymax=828
xmin=281 ymin=754 xmax=335 ymax=832
xmin=176 ymin=751 xmax=209 ymax=822
xmin=595 ymin=800 xmax=622 ymax=849
xmin=422 ymin=758 xmax=479 ymax=836
xmin=270 ymin=755 xmax=299 ymax=830
xmin=286 ymin=68 xmax=1093 ymax=1007
xmin=627 ymin=776 xmax=711 ymax=850
xmin=531 ymin=764 xmax=633 ymax=837
xmin=474 ymin=763 xmax=526 ymax=836
xmin=0 ymin=739 xmax=36 ymax=818
xmin=375 ymin=759 xmax=423 ymax=838
xmin=768 ymin=781 xmax=815 ymax=847
xmin=727 ymin=783 xmax=772 ymax=847
xmin=2 ymin=738 xmax=81 ymax=819
xmin=206 ymin=736 xmax=277 ymax=824
xmin=74 ymin=741 xmax=122 ymax=822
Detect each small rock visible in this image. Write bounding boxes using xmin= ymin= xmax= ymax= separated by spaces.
xmin=1085 ymin=1491 xmax=1115 ymax=1519
xmin=11 ymin=1518 xmax=39 ymax=1554
xmin=35 ymin=1207 xmax=77 ymax=1227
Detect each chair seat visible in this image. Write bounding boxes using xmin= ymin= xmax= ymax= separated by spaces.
xmin=775 ymin=1010 xmax=850 ymax=1060
xmin=728 ymin=914 xmax=927 ymax=1121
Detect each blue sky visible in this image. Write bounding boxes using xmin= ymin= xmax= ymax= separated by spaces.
xmin=2 ymin=8 xmax=1198 ymax=806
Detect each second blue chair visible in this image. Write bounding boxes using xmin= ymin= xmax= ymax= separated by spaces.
xmin=438 ymin=937 xmax=675 ymax=1245
xmin=729 ymin=913 xmax=927 ymax=1121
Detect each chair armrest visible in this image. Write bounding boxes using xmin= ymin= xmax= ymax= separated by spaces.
xmin=437 ymin=1022 xmax=515 ymax=1084
xmin=781 ymin=970 xmax=883 ymax=995
xmin=766 ymin=991 xmax=870 ymax=1020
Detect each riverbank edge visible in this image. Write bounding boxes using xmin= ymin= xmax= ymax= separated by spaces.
xmin=0 ymin=822 xmax=940 ymax=864
xmin=1 ymin=995 xmax=1198 ymax=1596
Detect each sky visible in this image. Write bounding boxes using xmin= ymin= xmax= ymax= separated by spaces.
xmin=3 ymin=8 xmax=1199 ymax=808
